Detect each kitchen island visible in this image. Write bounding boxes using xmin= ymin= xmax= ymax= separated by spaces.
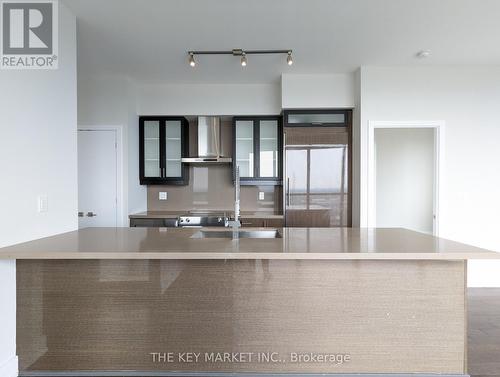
xmin=0 ymin=227 xmax=497 ymax=377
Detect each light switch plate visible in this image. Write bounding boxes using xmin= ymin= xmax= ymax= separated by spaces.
xmin=258 ymin=192 xmax=265 ymax=201
xmin=159 ymin=192 xmax=168 ymax=201
xmin=37 ymin=195 xmax=48 ymax=213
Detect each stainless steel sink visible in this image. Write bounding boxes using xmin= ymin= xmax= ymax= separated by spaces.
xmin=191 ymin=229 xmax=282 ymax=239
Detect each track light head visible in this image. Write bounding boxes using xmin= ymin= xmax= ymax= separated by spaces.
xmin=241 ymin=53 xmax=247 ymax=67
xmin=287 ymin=51 xmax=293 ymax=66
xmin=188 ymin=53 xmax=195 ymax=67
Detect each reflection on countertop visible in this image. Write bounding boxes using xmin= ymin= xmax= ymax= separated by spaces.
xmin=0 ymin=227 xmax=498 ymax=260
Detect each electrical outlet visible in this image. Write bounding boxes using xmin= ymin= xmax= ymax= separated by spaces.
xmin=159 ymin=192 xmax=168 ymax=201
xmin=37 ymin=195 xmax=48 ymax=213
xmin=258 ymin=192 xmax=265 ymax=201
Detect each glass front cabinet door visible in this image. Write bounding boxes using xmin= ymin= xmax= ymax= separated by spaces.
xmin=139 ymin=116 xmax=189 ymax=185
xmin=233 ymin=116 xmax=282 ymax=185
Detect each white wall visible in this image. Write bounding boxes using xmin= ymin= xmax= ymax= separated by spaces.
xmin=281 ymin=73 xmax=355 ymax=109
xmin=136 ymin=82 xmax=281 ymax=115
xmin=77 ymin=75 xmax=145 ymax=222
xmin=375 ymin=128 xmax=434 ymax=234
xmin=0 ymin=4 xmax=78 ymax=246
xmin=358 ymin=66 xmax=500 ymax=286
xmin=0 ymin=4 xmax=78 ymax=376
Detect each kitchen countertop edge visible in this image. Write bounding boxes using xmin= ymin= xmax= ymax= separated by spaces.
xmin=1 ymin=227 xmax=499 ymax=261
xmin=3 ymin=251 xmax=499 ymax=260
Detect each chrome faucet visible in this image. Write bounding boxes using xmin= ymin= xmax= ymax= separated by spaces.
xmin=228 ymin=166 xmax=241 ymax=237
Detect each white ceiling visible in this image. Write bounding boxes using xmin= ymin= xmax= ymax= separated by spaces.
xmin=63 ymin=0 xmax=500 ymax=84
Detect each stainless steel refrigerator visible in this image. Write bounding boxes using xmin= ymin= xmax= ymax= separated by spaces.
xmin=284 ymin=135 xmax=350 ymax=227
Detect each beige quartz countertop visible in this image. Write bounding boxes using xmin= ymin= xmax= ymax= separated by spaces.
xmin=129 ymin=211 xmax=283 ymax=219
xmin=0 ymin=227 xmax=497 ymax=260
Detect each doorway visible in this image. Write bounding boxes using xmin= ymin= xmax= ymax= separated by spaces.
xmin=78 ymin=127 xmax=122 ymax=228
xmin=367 ymin=121 xmax=444 ymax=235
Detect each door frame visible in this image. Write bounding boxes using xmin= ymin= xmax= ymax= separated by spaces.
xmin=77 ymin=125 xmax=125 ymax=227
xmin=367 ymin=120 xmax=445 ymax=235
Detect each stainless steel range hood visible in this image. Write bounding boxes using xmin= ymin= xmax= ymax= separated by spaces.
xmin=181 ymin=116 xmax=232 ymax=164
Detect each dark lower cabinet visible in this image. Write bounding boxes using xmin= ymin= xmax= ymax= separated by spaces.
xmin=239 ymin=217 xmax=283 ymax=228
xmin=130 ymin=218 xmax=179 ymax=227
xmin=139 ymin=116 xmax=189 ymax=185
xmin=130 ymin=217 xmax=282 ymax=228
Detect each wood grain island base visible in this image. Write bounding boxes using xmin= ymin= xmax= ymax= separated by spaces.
xmin=18 ymin=259 xmax=466 ymax=375
xmin=3 ymin=227 xmax=498 ymax=377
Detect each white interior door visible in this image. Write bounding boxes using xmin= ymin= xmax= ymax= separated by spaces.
xmin=78 ymin=129 xmax=117 ymax=228
xmin=375 ymin=128 xmax=435 ymax=234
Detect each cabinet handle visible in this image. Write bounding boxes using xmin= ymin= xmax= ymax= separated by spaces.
xmin=286 ymin=178 xmax=290 ymax=206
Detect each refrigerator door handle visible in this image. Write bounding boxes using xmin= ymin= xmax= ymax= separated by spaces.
xmin=283 ymin=132 xmax=287 ymax=227
xmin=286 ymin=178 xmax=290 ymax=206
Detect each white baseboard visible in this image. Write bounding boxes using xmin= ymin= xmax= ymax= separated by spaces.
xmin=0 ymin=355 xmax=18 ymax=377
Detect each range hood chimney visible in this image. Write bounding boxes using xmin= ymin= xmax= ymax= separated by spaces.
xmin=181 ymin=116 xmax=232 ymax=164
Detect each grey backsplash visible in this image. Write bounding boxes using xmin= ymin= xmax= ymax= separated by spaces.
xmin=147 ymin=165 xmax=282 ymax=213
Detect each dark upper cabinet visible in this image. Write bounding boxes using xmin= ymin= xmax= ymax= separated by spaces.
xmin=232 ymin=116 xmax=282 ymax=186
xmin=283 ymin=109 xmax=350 ymax=127
xmin=139 ymin=116 xmax=189 ymax=185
